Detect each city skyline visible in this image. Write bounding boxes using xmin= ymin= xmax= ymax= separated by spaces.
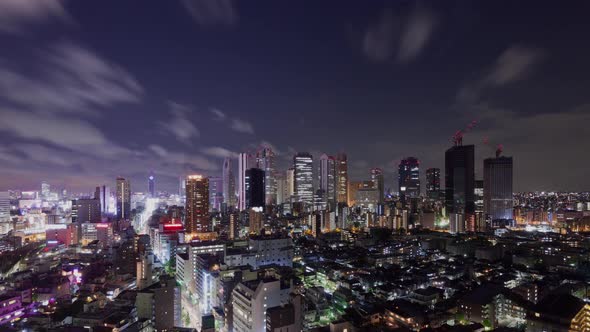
xmin=0 ymin=2 xmax=589 ymax=192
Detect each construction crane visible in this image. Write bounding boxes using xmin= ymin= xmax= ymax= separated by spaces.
xmin=452 ymin=120 xmax=478 ymax=146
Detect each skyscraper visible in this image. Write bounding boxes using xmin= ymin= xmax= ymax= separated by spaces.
xmin=238 ymin=153 xmax=253 ymax=211
xmin=208 ymin=176 xmax=223 ymax=211
xmin=41 ymin=181 xmax=50 ymax=198
xmin=222 ymin=157 xmax=236 ymax=208
xmin=185 ymin=175 xmax=210 ymax=235
xmin=484 ymin=156 xmax=513 ymax=221
xmin=245 ymin=168 xmax=265 ymax=209
xmin=370 ymin=168 xmax=384 ymax=204
xmin=116 ymin=177 xmax=131 ymax=220
xmin=275 ymin=172 xmax=288 ymax=205
xmin=319 ymin=154 xmax=337 ymax=207
xmin=256 ymin=147 xmax=276 ymax=206
xmin=336 ymin=153 xmax=348 ymax=205
xmin=399 ymin=157 xmax=420 ymax=198
xmin=445 ymin=145 xmax=475 ymax=216
xmin=148 ymin=172 xmax=155 ymax=197
xmin=294 ymin=152 xmax=314 ymax=204
xmin=286 ymin=168 xmax=295 ymax=199
xmin=0 ymin=191 xmax=10 ymax=222
xmin=98 ymin=185 xmax=110 ymax=214
xmin=426 ymin=168 xmax=441 ymax=199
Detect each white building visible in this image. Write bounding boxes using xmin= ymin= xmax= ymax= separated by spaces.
xmin=232 ymin=274 xmax=292 ymax=332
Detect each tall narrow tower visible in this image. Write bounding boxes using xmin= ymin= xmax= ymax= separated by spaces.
xmin=336 ymin=153 xmax=348 ymax=205
xmin=116 ymin=177 xmax=131 ymax=220
xmin=185 ymin=175 xmax=210 ymax=236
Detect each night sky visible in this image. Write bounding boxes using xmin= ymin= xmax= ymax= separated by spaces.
xmin=1 ymin=0 xmax=590 ymax=193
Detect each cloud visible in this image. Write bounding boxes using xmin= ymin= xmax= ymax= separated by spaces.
xmin=230 ymin=118 xmax=254 ymax=134
xmin=149 ymin=144 xmax=168 ymax=158
xmin=486 ymin=46 xmax=543 ymax=85
xmin=209 ymin=107 xmax=255 ymax=134
xmin=0 ymin=0 xmax=69 ymax=33
xmin=457 ymin=45 xmax=544 ymax=105
xmin=181 ymin=0 xmax=237 ymax=26
xmin=0 ymin=108 xmax=134 ymax=159
xmin=160 ymin=102 xmax=199 ymax=144
xmin=201 ymin=146 xmax=238 ymax=158
xmin=397 ymin=8 xmax=436 ymax=63
xmin=363 ymin=6 xmax=436 ymax=63
xmin=210 ymin=108 xmax=226 ymax=121
xmin=0 ymin=42 xmax=143 ymax=114
xmin=363 ymin=10 xmax=396 ymax=62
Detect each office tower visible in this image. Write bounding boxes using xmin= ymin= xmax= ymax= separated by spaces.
xmin=72 ymin=198 xmax=101 ymax=223
xmin=426 ymin=168 xmax=441 ymax=199
xmin=222 ymin=157 xmax=236 ymax=208
xmin=399 ymin=157 xmax=420 ymax=198
xmin=370 ymin=167 xmax=384 ymax=204
xmin=245 ymin=168 xmax=265 ymax=209
xmin=256 ymin=147 xmax=276 ymax=206
xmin=116 ymin=177 xmax=131 ymax=220
xmin=445 ymin=144 xmax=475 ymax=216
xmin=208 ymin=176 xmax=223 ymax=211
xmin=0 ymin=191 xmax=10 ymax=221
xmin=484 ymin=156 xmax=513 ymax=221
xmin=41 ymin=181 xmax=50 ymax=199
xmin=336 ymin=153 xmax=348 ymax=205
xmin=293 ymin=152 xmax=314 ymax=204
xmin=185 ymin=175 xmax=210 ymax=235
xmin=148 ymin=172 xmax=155 ymax=197
xmin=475 ymin=179 xmax=485 ymax=231
xmin=286 ymin=168 xmax=295 ymax=199
xmin=98 ymin=185 xmax=110 ymax=214
xmin=275 ymin=173 xmax=288 ymax=205
xmin=179 ymin=177 xmax=186 ymax=197
xmin=238 ymin=153 xmax=253 ymax=211
xmin=319 ymin=154 xmax=337 ymax=208
xmin=94 ymin=186 xmax=101 ymax=202
xmin=475 ymin=180 xmax=484 ymax=214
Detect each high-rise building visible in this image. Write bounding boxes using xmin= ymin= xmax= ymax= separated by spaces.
xmin=72 ymin=198 xmax=101 ymax=223
xmin=245 ymin=168 xmax=265 ymax=209
xmin=484 ymin=156 xmax=513 ymax=221
xmin=319 ymin=154 xmax=337 ymax=208
xmin=116 ymin=177 xmax=131 ymax=220
xmin=286 ymin=168 xmax=295 ymax=199
xmin=475 ymin=179 xmax=485 ymax=231
xmin=238 ymin=153 xmax=253 ymax=211
xmin=98 ymin=185 xmax=110 ymax=214
xmin=256 ymin=147 xmax=276 ymax=206
xmin=208 ymin=176 xmax=223 ymax=211
xmin=370 ymin=168 xmax=384 ymax=204
xmin=445 ymin=145 xmax=475 ymax=216
xmin=148 ymin=172 xmax=155 ymax=197
xmin=336 ymin=153 xmax=348 ymax=205
xmin=275 ymin=172 xmax=288 ymax=205
xmin=222 ymin=157 xmax=236 ymax=208
xmin=41 ymin=181 xmax=50 ymax=198
xmin=0 ymin=191 xmax=11 ymax=222
xmin=185 ymin=175 xmax=210 ymax=235
xmin=294 ymin=152 xmax=313 ymax=204
xmin=426 ymin=168 xmax=441 ymax=199
xmin=399 ymin=157 xmax=420 ymax=198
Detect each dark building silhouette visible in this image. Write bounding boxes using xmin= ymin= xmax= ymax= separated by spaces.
xmin=426 ymin=168 xmax=440 ymax=199
xmin=399 ymin=157 xmax=420 ymax=198
xmin=246 ymin=168 xmax=265 ymax=209
xmin=445 ymin=144 xmax=475 ymax=215
xmin=484 ymin=156 xmax=513 ymax=221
